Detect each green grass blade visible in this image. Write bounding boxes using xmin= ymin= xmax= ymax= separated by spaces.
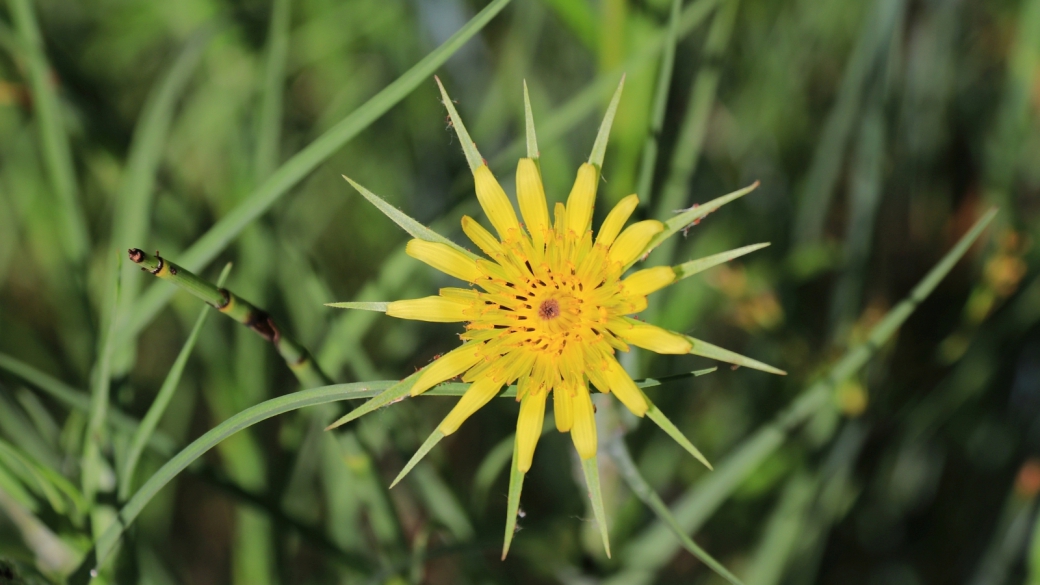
xmin=615 ymin=209 xmax=998 ymax=580
xmin=8 ymin=0 xmax=89 ymax=261
xmin=673 ymin=243 xmax=771 ymax=281
xmin=436 ymin=76 xmax=484 ymax=171
xmin=324 ymin=373 xmax=419 ymax=430
xmin=66 ymin=380 xmax=403 ymax=582
xmin=580 ymin=456 xmax=611 ymax=558
xmin=254 ymin=0 xmax=292 ymax=182
xmin=630 ymin=181 xmax=760 ymax=271
xmin=607 ymin=437 xmax=744 ymax=585
xmin=588 ymin=76 xmax=625 ymax=170
xmin=124 ymin=0 xmax=512 ymax=340
xmin=473 ymin=433 xmax=514 ymax=511
xmin=635 ymin=0 xmax=683 ymax=201
xmin=389 ymin=429 xmax=445 ymax=488
xmin=117 ymin=264 xmax=232 ymax=502
xmin=644 ymin=402 xmax=713 ymax=470
xmin=523 ymin=79 xmax=539 ymax=160
xmin=685 ymin=336 xmax=787 ymax=375
xmin=342 ymin=176 xmax=479 ymax=260
xmin=82 ymin=259 xmax=122 ymax=504
xmin=324 ymin=301 xmax=389 ymax=311
xmin=502 ymin=437 xmax=525 ymax=559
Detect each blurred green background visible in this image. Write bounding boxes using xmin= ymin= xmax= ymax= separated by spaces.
xmin=0 ymin=0 xmax=1039 ymax=583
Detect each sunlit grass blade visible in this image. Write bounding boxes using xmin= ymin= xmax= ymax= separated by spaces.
xmin=606 ymin=438 xmax=744 ymax=585
xmin=8 ymin=0 xmax=89 ymax=261
xmin=673 ymin=243 xmax=771 ymax=281
xmin=588 ymin=76 xmax=625 ymax=170
xmin=580 ymin=456 xmax=611 ymax=558
xmin=342 ymin=176 xmax=479 ymax=260
xmin=436 ymin=76 xmax=484 ymax=171
xmin=523 ymin=80 xmax=539 ymax=160
xmin=124 ymin=0 xmax=512 ymax=340
xmin=644 ymin=401 xmax=712 ymax=470
xmin=686 ymin=336 xmax=786 ymax=375
xmin=631 ymin=181 xmax=760 ymax=271
xmin=118 ymin=263 xmax=231 ymax=502
xmin=324 ymin=301 xmax=389 ymax=311
xmin=502 ymin=437 xmax=525 ymax=559
xmin=635 ymin=0 xmax=683 ymax=200
xmin=389 ymin=429 xmax=445 ymax=488
xmin=324 ymin=373 xmax=418 ymax=430
xmin=615 ymin=208 xmax=998 ymax=580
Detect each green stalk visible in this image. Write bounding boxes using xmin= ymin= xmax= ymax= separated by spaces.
xmin=126 ymin=248 xmax=330 ymax=389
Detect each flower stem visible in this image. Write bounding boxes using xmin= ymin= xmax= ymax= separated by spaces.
xmin=127 ymin=248 xmax=331 ymax=388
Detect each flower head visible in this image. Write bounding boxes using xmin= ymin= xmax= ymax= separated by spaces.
xmin=329 ymin=77 xmax=783 ymax=558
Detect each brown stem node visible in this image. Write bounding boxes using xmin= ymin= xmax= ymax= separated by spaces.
xmin=128 ymin=248 xmax=145 ymax=263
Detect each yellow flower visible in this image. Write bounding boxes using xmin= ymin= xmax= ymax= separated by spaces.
xmin=329 ymin=77 xmax=783 ymax=558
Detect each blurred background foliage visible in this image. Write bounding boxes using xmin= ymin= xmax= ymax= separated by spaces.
xmin=0 ymin=0 xmax=1038 ymax=583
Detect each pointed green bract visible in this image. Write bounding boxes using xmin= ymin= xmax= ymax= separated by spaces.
xmin=390 ymin=429 xmax=445 ymax=488
xmin=673 ymin=243 xmax=771 ymax=281
xmin=343 ymin=175 xmax=479 ymax=260
xmin=581 ymin=456 xmax=611 ymax=557
xmin=325 ymin=301 xmax=390 ymax=312
xmin=324 ymin=373 xmax=419 ymax=430
xmin=630 ymin=181 xmax=760 ymax=270
xmin=589 ymin=75 xmax=626 ymax=170
xmin=645 ymin=402 xmax=713 ymax=470
xmin=436 ymin=76 xmax=484 ymax=171
xmin=687 ymin=336 xmax=787 ymax=375
xmin=502 ymin=436 xmax=526 ymax=559
xmin=523 ymin=80 xmax=539 ymax=160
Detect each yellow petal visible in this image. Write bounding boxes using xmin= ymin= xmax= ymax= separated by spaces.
xmin=406 ymin=239 xmax=482 ymax=282
xmin=553 ymin=386 xmax=573 ymax=432
xmin=622 ymin=266 xmax=676 ymax=297
xmin=607 ymin=220 xmax=664 ymax=266
xmin=387 ymin=296 xmax=470 ymax=322
xmin=438 ymin=376 xmax=502 ymax=435
xmin=601 ymin=356 xmax=647 ymax=416
xmin=461 ymin=216 xmax=504 ymax=258
xmin=596 ymin=194 xmax=639 ymax=247
xmin=570 ymin=387 xmax=597 ymax=460
xmin=516 ymin=158 xmax=549 ymax=248
xmin=516 ymin=390 xmax=547 ymax=472
xmin=411 ymin=342 xmax=484 ymax=396
xmin=565 ymin=163 xmax=597 ymax=235
xmin=607 ymin=318 xmax=693 ymax=355
xmin=474 ymin=165 xmax=520 ymax=239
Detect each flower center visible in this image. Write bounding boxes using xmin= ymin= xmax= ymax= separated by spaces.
xmin=538 ymin=299 xmax=560 ymax=320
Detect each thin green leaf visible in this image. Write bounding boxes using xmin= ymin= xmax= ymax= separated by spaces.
xmin=635 ymin=0 xmax=683 ymax=200
xmin=645 ymin=401 xmax=713 ymax=470
xmin=616 ymin=209 xmax=998 ymax=579
xmin=588 ymin=76 xmax=625 ymax=170
xmin=523 ymin=79 xmax=539 ymax=160
xmin=687 ymin=336 xmax=786 ymax=375
xmin=124 ymin=0 xmax=512 ymax=341
xmin=473 ymin=434 xmax=515 ymax=510
xmin=118 ymin=263 xmax=232 ymax=501
xmin=502 ymin=437 xmax=525 ymax=559
xmin=607 ymin=437 xmax=744 ymax=585
xmin=631 ymin=181 xmax=760 ymax=271
xmin=436 ymin=76 xmax=484 ymax=171
xmin=324 ymin=373 xmax=418 ymax=430
xmin=324 ymin=301 xmax=389 ymax=312
xmin=83 ymin=258 xmax=122 ymax=504
xmin=255 ymin=0 xmax=292 ymax=182
xmin=581 ymin=456 xmax=611 ymax=558
xmin=390 ymin=429 xmax=445 ymax=488
xmin=673 ymin=243 xmax=771 ymax=281
xmin=343 ymin=175 xmax=480 ymax=260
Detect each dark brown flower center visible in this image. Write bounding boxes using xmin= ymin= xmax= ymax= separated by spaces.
xmin=538 ymin=299 xmax=560 ymax=320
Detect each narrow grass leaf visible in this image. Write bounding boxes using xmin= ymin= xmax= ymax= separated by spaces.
xmin=581 ymin=456 xmax=611 ymax=558
xmin=673 ymin=243 xmax=771 ymax=281
xmin=125 ymin=0 xmax=511 ymax=339
xmin=687 ymin=336 xmax=786 ymax=375
xmin=436 ymin=76 xmax=484 ymax=171
xmin=324 ymin=301 xmax=389 ymax=312
xmin=502 ymin=438 xmax=525 ymax=559
xmin=635 ymin=0 xmax=683 ymax=200
xmin=645 ymin=402 xmax=713 ymax=470
xmin=473 ymin=434 xmax=514 ymax=510
xmin=118 ymin=263 xmax=231 ymax=501
xmin=343 ymin=176 xmax=480 ymax=260
xmin=607 ymin=438 xmax=744 ymax=585
xmin=631 ymin=181 xmax=760 ymax=271
xmin=390 ymin=429 xmax=445 ymax=488
xmin=254 ymin=0 xmax=292 ymax=182
xmin=588 ymin=76 xmax=625 ymax=170
xmin=523 ymin=79 xmax=539 ymax=160
xmin=324 ymin=373 xmax=419 ymax=430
